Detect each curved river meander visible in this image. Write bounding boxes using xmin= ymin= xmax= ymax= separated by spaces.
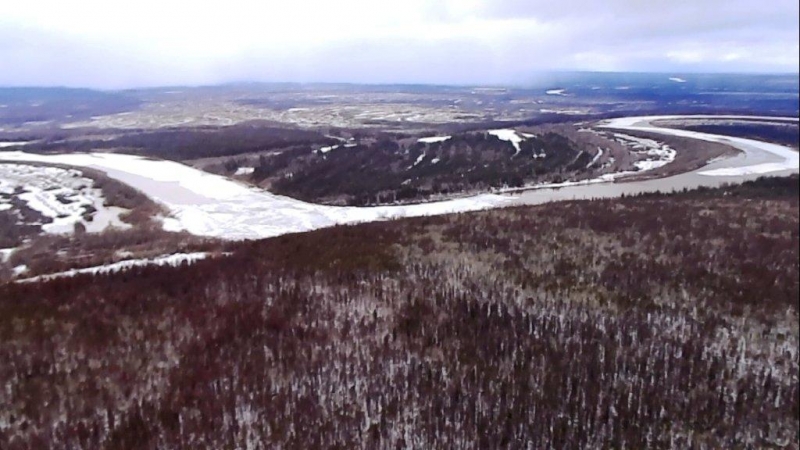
xmin=514 ymin=115 xmax=799 ymax=206
xmin=1 ymin=115 xmax=798 ymax=239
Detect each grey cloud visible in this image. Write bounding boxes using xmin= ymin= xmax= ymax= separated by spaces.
xmin=0 ymin=0 xmax=796 ymax=89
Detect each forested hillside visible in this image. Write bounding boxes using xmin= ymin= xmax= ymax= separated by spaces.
xmin=0 ymin=176 xmax=797 ymax=449
xmin=268 ymin=132 xmax=588 ymax=205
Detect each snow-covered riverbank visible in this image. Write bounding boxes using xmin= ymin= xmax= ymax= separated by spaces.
xmin=0 ymin=151 xmax=514 ymax=239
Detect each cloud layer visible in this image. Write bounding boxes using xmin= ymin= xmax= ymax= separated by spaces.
xmin=1 ymin=0 xmax=797 ymax=88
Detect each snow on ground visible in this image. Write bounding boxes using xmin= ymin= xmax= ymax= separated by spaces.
xmin=613 ymin=133 xmax=676 ymax=171
xmin=603 ymin=115 xmax=799 ymax=129
xmin=317 ymin=142 xmax=357 ymax=154
xmin=546 ymin=89 xmax=566 ymax=95
xmin=234 ymin=167 xmax=255 ymax=175
xmin=317 ymin=145 xmax=339 ymax=154
xmin=0 ymin=142 xmax=29 ymax=148
xmin=17 ymin=252 xmax=209 ymax=283
xmin=409 ymin=152 xmax=426 ymax=169
xmin=0 ymin=151 xmax=514 ymax=240
xmin=669 ymin=77 xmax=687 ymax=83
xmin=599 ymin=115 xmax=799 ymax=176
xmin=0 ymin=163 xmax=130 ymax=234
xmin=418 ymin=136 xmax=452 ymax=144
xmin=325 ymin=135 xmax=349 ymax=142
xmin=496 ymin=174 xmax=624 ymax=194
xmin=539 ymin=109 xmax=586 ymax=115
xmin=698 ymin=161 xmax=798 ymax=176
xmin=0 ymin=248 xmax=14 ymax=263
xmin=587 ymin=148 xmax=603 ymax=168
xmin=488 ymin=129 xmax=529 ymax=155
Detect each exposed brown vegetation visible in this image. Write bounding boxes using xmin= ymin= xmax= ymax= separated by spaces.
xmin=0 ymin=176 xmax=797 ymax=449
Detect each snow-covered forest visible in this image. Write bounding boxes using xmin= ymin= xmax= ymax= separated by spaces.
xmin=0 ymin=176 xmax=797 ymax=449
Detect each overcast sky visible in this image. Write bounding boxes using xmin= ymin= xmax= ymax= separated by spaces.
xmin=1 ymin=0 xmax=798 ymax=88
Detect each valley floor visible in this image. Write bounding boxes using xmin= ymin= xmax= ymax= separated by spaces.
xmin=1 ymin=115 xmax=797 ymax=242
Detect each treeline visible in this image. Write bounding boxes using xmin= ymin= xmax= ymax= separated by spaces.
xmin=21 ymin=123 xmax=335 ymax=161
xmin=0 ymin=176 xmax=797 ymax=448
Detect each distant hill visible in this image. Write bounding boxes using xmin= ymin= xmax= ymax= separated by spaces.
xmin=0 ymin=87 xmax=140 ymax=125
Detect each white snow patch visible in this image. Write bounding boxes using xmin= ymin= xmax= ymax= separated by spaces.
xmin=539 ymin=109 xmax=585 ymax=115
xmin=17 ymin=252 xmax=210 ymax=283
xmin=499 ymin=177 xmax=608 ymax=193
xmin=418 ymin=136 xmax=452 ymax=144
xmin=318 ymin=144 xmax=339 ymax=154
xmin=325 ymin=135 xmax=349 ymax=142
xmin=409 ymin=152 xmax=426 ymax=169
xmin=0 ymin=142 xmax=29 ymax=148
xmin=546 ymin=89 xmax=566 ymax=96
xmin=0 ymin=248 xmax=15 ymax=263
xmin=488 ymin=129 xmax=529 ymax=155
xmin=698 ymin=164 xmax=797 ymax=177
xmin=587 ymin=148 xmax=603 ymax=168
xmin=431 ymin=157 xmax=441 ymax=164
xmin=234 ymin=167 xmax=255 ymax=175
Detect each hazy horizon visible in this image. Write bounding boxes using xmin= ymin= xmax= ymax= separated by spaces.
xmin=1 ymin=0 xmax=798 ymax=89
xmin=2 ymin=71 xmax=800 ymax=93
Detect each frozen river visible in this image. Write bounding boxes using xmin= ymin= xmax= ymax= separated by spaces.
xmin=1 ymin=115 xmax=797 ymax=239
